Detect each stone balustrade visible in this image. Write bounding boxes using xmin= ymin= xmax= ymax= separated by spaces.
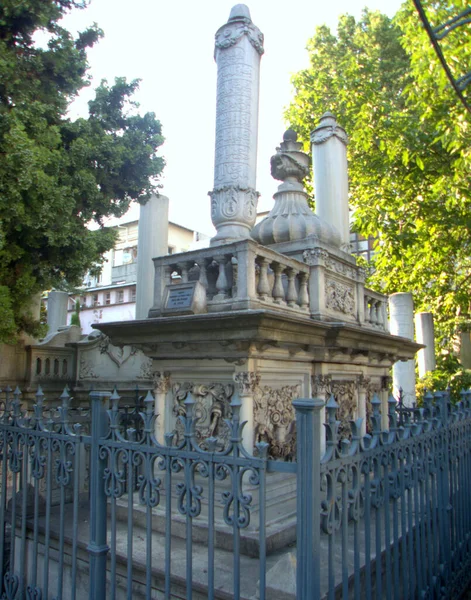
xmin=26 ymin=346 xmax=75 ymax=387
xmin=364 ymin=290 xmax=388 ymax=330
xmin=149 ymin=239 xmax=389 ymax=332
xmin=150 ymin=239 xmax=310 ymax=318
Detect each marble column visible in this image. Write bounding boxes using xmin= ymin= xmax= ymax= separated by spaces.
xmin=415 ymin=312 xmax=436 ymax=377
xmin=135 ymin=194 xmax=169 ymax=320
xmin=310 ymin=112 xmax=350 ymax=249
xmin=234 ymin=370 xmax=260 ymax=454
xmin=153 ymin=371 xmax=171 ymax=444
xmin=209 ymin=4 xmax=264 ymax=244
xmin=47 ymin=291 xmax=69 ymax=333
xmin=389 ymin=292 xmax=416 ymax=407
xmin=357 ymin=375 xmax=370 ymax=437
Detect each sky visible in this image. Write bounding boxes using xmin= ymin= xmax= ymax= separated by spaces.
xmin=62 ymin=0 xmax=404 ymax=236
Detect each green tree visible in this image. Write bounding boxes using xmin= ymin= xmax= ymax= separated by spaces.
xmin=0 ymin=0 xmax=165 ymax=342
xmin=285 ymin=3 xmax=471 ymax=366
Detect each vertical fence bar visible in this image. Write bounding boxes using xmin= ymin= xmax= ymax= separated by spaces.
xmin=293 ymin=398 xmax=324 ymax=600
xmin=87 ymin=391 xmax=110 ymax=600
xmin=0 ymin=389 xmax=10 ymax=590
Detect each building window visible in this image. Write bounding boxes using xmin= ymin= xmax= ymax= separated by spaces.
xmin=105 ymin=293 xmax=111 ymax=305
xmin=168 ymin=246 xmax=174 ymax=255
xmin=130 ymin=287 xmax=136 ymax=302
xmin=93 ymin=293 xmax=99 ymax=306
xmin=81 ymin=295 xmax=87 ymax=308
xmin=117 ymin=290 xmax=124 ymax=303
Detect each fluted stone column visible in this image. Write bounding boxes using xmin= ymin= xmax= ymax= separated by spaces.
xmin=310 ymin=112 xmax=350 ymax=249
xmin=47 ymin=291 xmax=68 ymax=333
xmin=209 ymin=4 xmax=264 ymax=244
xmin=135 ymin=194 xmax=169 ymax=319
xmin=357 ymin=375 xmax=370 ymax=437
xmin=415 ymin=312 xmax=436 ymax=377
xmin=389 ymin=292 xmax=416 ymax=407
xmin=153 ymin=371 xmax=171 ymax=444
xmin=234 ymin=371 xmax=260 ymax=454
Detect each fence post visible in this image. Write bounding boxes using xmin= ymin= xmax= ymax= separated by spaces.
xmin=293 ymin=398 xmax=324 ymax=600
xmin=87 ymin=391 xmax=110 ymax=600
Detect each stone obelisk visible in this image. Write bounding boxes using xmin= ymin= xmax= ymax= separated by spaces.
xmin=209 ymin=4 xmax=264 ymax=244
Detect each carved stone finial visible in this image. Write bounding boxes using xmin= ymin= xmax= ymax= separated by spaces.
xmin=270 ymin=130 xmax=310 ymax=184
xmin=229 ymin=4 xmax=251 ymax=21
xmin=251 ymin=130 xmax=341 ymax=247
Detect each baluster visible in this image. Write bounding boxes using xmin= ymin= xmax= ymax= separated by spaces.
xmin=286 ymin=268 xmax=297 ymax=307
xmin=214 ymin=256 xmax=230 ymax=300
xmin=164 ymin=265 xmax=174 ymax=286
xmin=369 ymin=300 xmax=376 ymax=324
xmin=256 ymin=257 xmax=270 ymax=300
xmin=364 ymin=297 xmax=370 ymax=323
xmin=375 ymin=301 xmax=382 ymax=325
xmin=178 ymin=262 xmax=190 ymax=283
xmin=198 ymin=259 xmax=209 ymax=290
xmin=272 ymin=262 xmax=285 ymax=304
xmin=298 ymin=272 xmax=309 ymax=309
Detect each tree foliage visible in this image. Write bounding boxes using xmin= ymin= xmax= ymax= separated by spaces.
xmin=285 ymin=1 xmax=471 ymax=364
xmin=0 ymin=0 xmax=165 ymax=342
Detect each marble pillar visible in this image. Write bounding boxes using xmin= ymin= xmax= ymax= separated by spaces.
xmin=310 ymin=112 xmax=350 ymax=249
xmin=234 ymin=370 xmax=259 ymax=454
xmin=47 ymin=291 xmax=68 ymax=333
xmin=135 ymin=194 xmax=169 ymax=319
xmin=389 ymin=292 xmax=416 ymax=406
xmin=415 ymin=312 xmax=436 ymax=377
xmin=153 ymin=371 xmax=171 ymax=444
xmin=209 ymin=4 xmax=264 ymax=244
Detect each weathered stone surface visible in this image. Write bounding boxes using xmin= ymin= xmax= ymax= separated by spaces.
xmin=389 ymin=292 xmax=416 ymax=406
xmin=210 ymin=5 xmax=264 ymax=243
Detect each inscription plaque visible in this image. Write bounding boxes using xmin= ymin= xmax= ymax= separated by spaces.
xmin=162 ymin=281 xmax=207 ymax=316
xmin=167 ymin=287 xmax=193 ymax=309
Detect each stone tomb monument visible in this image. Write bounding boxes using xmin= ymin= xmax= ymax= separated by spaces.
xmin=97 ymin=4 xmax=418 ymax=552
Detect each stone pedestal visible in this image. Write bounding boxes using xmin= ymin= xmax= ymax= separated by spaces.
xmin=389 ymin=292 xmax=416 ymax=406
xmin=415 ymin=312 xmax=436 ymax=377
xmin=135 ymin=194 xmax=169 ymax=320
xmin=98 ymin=310 xmax=418 ymax=462
xmin=209 ymin=5 xmax=264 ymax=244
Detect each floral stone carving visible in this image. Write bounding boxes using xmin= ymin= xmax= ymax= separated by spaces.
xmin=253 ymin=384 xmax=300 ymax=460
xmin=171 ymin=382 xmax=234 ymax=450
xmin=325 ymin=279 xmax=355 ymax=315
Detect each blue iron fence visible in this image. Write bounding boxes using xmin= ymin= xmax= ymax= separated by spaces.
xmin=0 ymin=385 xmax=470 ymax=599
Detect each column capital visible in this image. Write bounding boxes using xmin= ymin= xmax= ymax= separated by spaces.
xmin=234 ymin=371 xmax=260 ymax=396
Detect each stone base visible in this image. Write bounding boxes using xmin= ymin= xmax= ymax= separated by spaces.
xmin=115 ymin=471 xmax=297 ymax=557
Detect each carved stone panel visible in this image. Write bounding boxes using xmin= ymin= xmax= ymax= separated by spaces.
xmin=325 ymin=278 xmax=355 ymax=316
xmin=171 ymin=382 xmax=234 ymax=450
xmin=253 ymin=384 xmax=300 ymax=460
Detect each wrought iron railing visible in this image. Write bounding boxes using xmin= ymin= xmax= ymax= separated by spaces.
xmin=0 ymin=385 xmax=470 ymax=599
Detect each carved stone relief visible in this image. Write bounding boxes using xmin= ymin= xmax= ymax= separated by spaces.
xmin=214 ymin=20 xmax=264 ymax=56
xmin=253 ymin=383 xmax=300 ymax=460
xmin=234 ymin=371 xmax=260 ymax=396
xmin=171 ymin=382 xmax=234 ymax=450
xmin=153 ymin=371 xmax=171 ymax=394
xmin=325 ymin=278 xmax=355 ymax=316
xmin=312 ymin=375 xmax=358 ymax=439
xmin=99 ymin=336 xmax=136 ymax=367
xmin=79 ymin=359 xmax=98 ymax=379
xmin=303 ymin=248 xmax=328 ymax=265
